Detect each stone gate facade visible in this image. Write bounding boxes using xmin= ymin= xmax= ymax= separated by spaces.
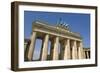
xmin=24 ymin=20 xmax=90 ymax=61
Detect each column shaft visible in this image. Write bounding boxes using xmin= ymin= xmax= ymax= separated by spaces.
xmin=86 ymin=51 xmax=89 ymax=59
xmin=78 ymin=42 xmax=84 ymax=59
xmin=50 ymin=41 xmax=54 ymax=60
xmin=60 ymin=43 xmax=64 ymax=60
xmin=41 ymin=34 xmax=49 ymax=60
xmin=72 ymin=40 xmax=78 ymax=59
xmin=83 ymin=50 xmax=86 ymax=59
xmin=53 ymin=37 xmax=59 ymax=60
xmin=64 ymin=39 xmax=70 ymax=60
xmin=27 ymin=32 xmax=36 ymax=61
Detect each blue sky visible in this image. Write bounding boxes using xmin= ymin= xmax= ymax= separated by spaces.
xmin=24 ymin=11 xmax=90 ymax=60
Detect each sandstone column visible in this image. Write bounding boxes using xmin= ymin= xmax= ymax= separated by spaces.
xmin=41 ymin=34 xmax=49 ymax=60
xmin=64 ymin=39 xmax=70 ymax=60
xmin=72 ymin=40 xmax=78 ymax=59
xmin=78 ymin=42 xmax=84 ymax=59
xmin=60 ymin=42 xmax=64 ymax=60
xmin=53 ymin=37 xmax=59 ymax=60
xmin=27 ymin=32 xmax=36 ymax=61
xmin=50 ymin=41 xmax=54 ymax=60
xmin=83 ymin=50 xmax=86 ymax=59
xmin=86 ymin=51 xmax=89 ymax=59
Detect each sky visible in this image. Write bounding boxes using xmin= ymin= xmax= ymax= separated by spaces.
xmin=24 ymin=11 xmax=90 ymax=60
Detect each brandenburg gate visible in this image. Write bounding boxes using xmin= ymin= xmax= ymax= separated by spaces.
xmin=25 ymin=20 xmax=86 ymax=61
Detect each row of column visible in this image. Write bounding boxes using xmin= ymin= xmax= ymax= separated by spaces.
xmin=26 ymin=32 xmax=84 ymax=61
xmin=60 ymin=38 xmax=84 ymax=60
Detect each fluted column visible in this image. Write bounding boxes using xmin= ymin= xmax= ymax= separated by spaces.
xmin=64 ymin=39 xmax=70 ymax=60
xmin=41 ymin=34 xmax=49 ymax=60
xmin=72 ymin=40 xmax=78 ymax=59
xmin=24 ymin=43 xmax=27 ymax=52
xmin=53 ymin=37 xmax=59 ymax=60
xmin=78 ymin=42 xmax=84 ymax=59
xmin=27 ymin=32 xmax=36 ymax=61
xmin=83 ymin=50 xmax=86 ymax=59
xmin=60 ymin=42 xmax=64 ymax=60
xmin=86 ymin=51 xmax=89 ymax=59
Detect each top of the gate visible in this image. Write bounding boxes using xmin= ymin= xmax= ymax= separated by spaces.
xmin=32 ymin=19 xmax=82 ymax=39
xmin=56 ymin=18 xmax=70 ymax=30
xmin=32 ymin=19 xmax=70 ymax=31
